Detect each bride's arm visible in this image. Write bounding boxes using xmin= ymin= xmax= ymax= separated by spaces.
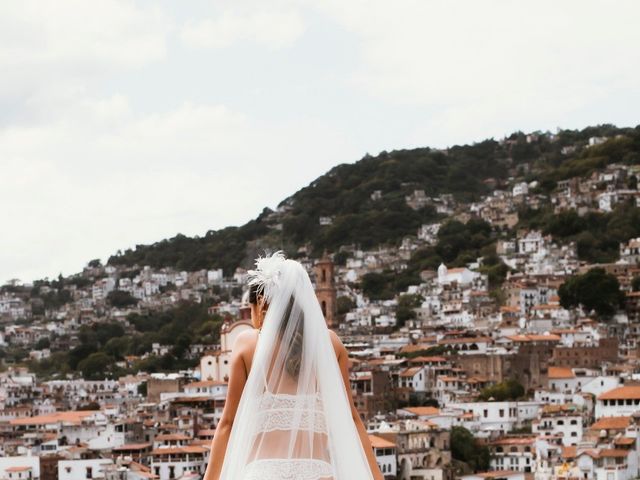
xmin=203 ymin=332 xmax=250 ymax=480
xmin=331 ymin=331 xmax=385 ymax=480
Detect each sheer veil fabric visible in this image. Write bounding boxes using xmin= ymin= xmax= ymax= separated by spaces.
xmin=219 ymin=252 xmax=374 ymax=480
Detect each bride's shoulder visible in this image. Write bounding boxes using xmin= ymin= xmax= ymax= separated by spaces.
xmin=234 ymin=328 xmax=259 ymax=351
xmin=327 ymin=329 xmax=347 ymax=357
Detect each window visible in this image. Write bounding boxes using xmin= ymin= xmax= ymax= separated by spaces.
xmin=86 ymin=467 xmax=93 ymax=479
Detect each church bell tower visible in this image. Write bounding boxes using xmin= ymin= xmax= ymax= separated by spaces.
xmin=314 ymin=252 xmax=337 ymax=329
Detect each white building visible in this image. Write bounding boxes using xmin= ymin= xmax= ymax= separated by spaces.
xmin=449 ymin=401 xmax=541 ymax=435
xmin=0 ymin=457 xmax=40 ymax=480
xmin=513 ymin=182 xmax=529 ymax=197
xmin=620 ymin=238 xmax=640 ymax=264
xmin=200 ymin=320 xmax=253 ymax=382
xmin=518 ymin=231 xmax=545 ymax=254
xmin=58 ymin=460 xmax=114 ymax=480
xmin=398 ymin=367 xmax=427 ymax=392
xmin=532 ymin=407 xmax=583 ymax=446
xmin=369 ymin=435 xmax=397 ymax=478
xmin=596 ymin=386 xmax=640 ymax=418
xmin=207 ymin=269 xmax=223 ymax=284
xmin=150 ymin=446 xmax=209 ymax=480
xmin=437 ymin=264 xmax=478 ymax=286
xmin=490 ymin=437 xmax=536 ymax=472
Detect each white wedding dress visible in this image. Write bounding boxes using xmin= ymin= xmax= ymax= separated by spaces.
xmin=218 ymin=253 xmax=374 ymax=480
xmin=242 ymin=391 xmax=332 ymax=480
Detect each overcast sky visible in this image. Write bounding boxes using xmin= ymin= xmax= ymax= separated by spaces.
xmin=1 ymin=0 xmax=639 ymax=284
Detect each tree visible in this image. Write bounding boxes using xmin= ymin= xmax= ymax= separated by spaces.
xmin=395 ymin=294 xmax=423 ymax=327
xmin=137 ymin=382 xmax=148 ymax=397
xmin=104 ymin=336 xmax=132 ymax=359
xmin=35 ymin=337 xmax=50 ymax=350
xmin=478 ymin=379 xmax=525 ymax=401
xmin=559 ymin=268 xmax=625 ymax=317
xmin=451 ymin=426 xmax=491 ymax=472
xmin=361 ymin=272 xmax=394 ymax=300
xmin=337 ymin=296 xmax=356 ymax=315
xmin=106 ymin=290 xmax=139 ymax=308
xmin=87 ymin=259 xmax=102 ymax=268
xmin=78 ymin=352 xmax=114 ymax=380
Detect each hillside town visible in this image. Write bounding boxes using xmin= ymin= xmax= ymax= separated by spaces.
xmin=2 ymin=135 xmax=640 ymax=480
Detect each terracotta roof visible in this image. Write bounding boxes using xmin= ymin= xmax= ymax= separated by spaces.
xmin=598 ymin=386 xmax=640 ymax=400
xmin=9 ymin=410 xmax=99 ymax=426
xmin=561 ymin=446 xmax=577 ymax=459
xmin=113 ymin=443 xmax=152 ymax=451
xmin=490 ymin=437 xmax=535 ymax=446
xmin=599 ymin=449 xmax=630 ymax=458
xmin=531 ymin=304 xmax=560 ymax=311
xmin=399 ymin=344 xmax=429 ymax=353
xmin=506 ymin=334 xmax=561 ymax=342
xmin=150 ymin=446 xmax=208 ymax=455
xmin=408 ymin=356 xmax=447 ymax=363
xmin=614 ymin=437 xmax=635 ymax=446
xmin=5 ymin=467 xmax=33 ymax=472
xmin=155 ymin=434 xmax=190 ymax=441
xmin=548 ymin=367 xmax=575 ymax=379
xmin=369 ymin=435 xmax=396 ymax=449
xmin=500 ymin=306 xmax=520 ymax=313
xmin=403 ymin=406 xmax=440 ymax=417
xmin=399 ymin=367 xmax=422 ymax=377
xmin=590 ymin=416 xmax=631 ymax=430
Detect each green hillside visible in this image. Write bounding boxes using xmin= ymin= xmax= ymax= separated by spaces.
xmin=108 ymin=124 xmax=640 ymax=275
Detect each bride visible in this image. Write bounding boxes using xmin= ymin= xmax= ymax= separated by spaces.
xmin=204 ymin=251 xmax=384 ymax=480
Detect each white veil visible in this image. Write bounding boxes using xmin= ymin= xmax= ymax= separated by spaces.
xmin=219 ymin=251 xmax=374 ymax=480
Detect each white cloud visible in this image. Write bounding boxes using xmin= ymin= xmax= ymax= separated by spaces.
xmin=0 ymin=0 xmax=171 ymax=112
xmin=309 ymin=0 xmax=640 ymax=145
xmin=180 ymin=10 xmax=305 ymax=50
xmin=0 ymin=92 xmax=357 ymax=282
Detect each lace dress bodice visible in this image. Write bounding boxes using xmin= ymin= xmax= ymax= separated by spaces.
xmin=242 ymin=391 xmax=334 ymax=480
xmin=255 ymin=390 xmax=327 ymax=434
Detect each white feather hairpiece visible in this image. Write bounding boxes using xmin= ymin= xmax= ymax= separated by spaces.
xmin=247 ymin=250 xmax=286 ymax=302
